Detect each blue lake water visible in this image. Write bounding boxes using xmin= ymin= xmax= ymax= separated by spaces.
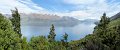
xmin=21 ymin=23 xmax=95 ymax=41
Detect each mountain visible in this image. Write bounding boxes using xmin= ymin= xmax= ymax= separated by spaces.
xmin=111 ymin=12 xmax=120 ymax=20
xmin=19 ymin=13 xmax=80 ymax=27
xmin=79 ymin=19 xmax=99 ymax=24
xmin=20 ymin=13 xmax=61 ymax=20
xmin=5 ymin=13 xmax=98 ymax=26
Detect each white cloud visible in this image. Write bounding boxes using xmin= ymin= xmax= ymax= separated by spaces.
xmin=0 ymin=0 xmax=120 ymax=20
xmin=60 ymin=0 xmax=120 ymax=20
xmin=0 ymin=0 xmax=45 ymax=14
xmin=63 ymin=0 xmax=97 ymax=5
xmin=18 ymin=0 xmax=43 ymax=10
xmin=54 ymin=11 xmax=92 ymax=20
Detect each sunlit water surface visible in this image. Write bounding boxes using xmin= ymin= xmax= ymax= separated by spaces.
xmin=21 ymin=23 xmax=95 ymax=41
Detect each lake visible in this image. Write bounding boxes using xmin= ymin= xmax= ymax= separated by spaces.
xmin=21 ymin=23 xmax=95 ymax=41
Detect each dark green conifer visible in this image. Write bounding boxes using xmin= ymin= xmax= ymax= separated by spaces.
xmin=93 ymin=13 xmax=110 ymax=37
xmin=48 ymin=24 xmax=56 ymax=42
xmin=10 ymin=8 xmax=22 ymax=37
xmin=63 ymin=33 xmax=68 ymax=42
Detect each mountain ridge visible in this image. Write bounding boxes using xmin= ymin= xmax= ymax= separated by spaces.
xmin=5 ymin=13 xmax=98 ymax=26
xmin=111 ymin=12 xmax=120 ymax=20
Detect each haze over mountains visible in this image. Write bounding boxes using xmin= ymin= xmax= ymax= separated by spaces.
xmin=4 ymin=12 xmax=120 ymax=31
xmin=5 ymin=12 xmax=120 ymax=27
xmin=5 ymin=13 xmax=99 ymax=26
xmin=20 ymin=13 xmax=80 ymax=26
xmin=20 ymin=13 xmax=60 ymax=20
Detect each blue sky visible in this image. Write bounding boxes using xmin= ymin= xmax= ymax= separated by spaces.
xmin=0 ymin=0 xmax=120 ymax=20
xmin=32 ymin=0 xmax=77 ymax=12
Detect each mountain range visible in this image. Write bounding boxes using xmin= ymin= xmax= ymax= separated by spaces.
xmin=5 ymin=13 xmax=98 ymax=26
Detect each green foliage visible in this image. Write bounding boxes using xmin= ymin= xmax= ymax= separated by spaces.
xmin=10 ymin=8 xmax=22 ymax=37
xmin=0 ymin=14 xmax=12 ymax=30
xmin=48 ymin=41 xmax=66 ymax=50
xmin=93 ymin=13 xmax=110 ymax=36
xmin=29 ymin=36 xmax=49 ymax=50
xmin=77 ymin=13 xmax=120 ymax=50
xmin=1 ymin=9 xmax=120 ymax=50
xmin=28 ymin=36 xmax=66 ymax=50
xmin=108 ymin=18 xmax=120 ymax=28
xmin=61 ymin=33 xmax=68 ymax=49
xmin=48 ymin=24 xmax=56 ymax=42
xmin=0 ymin=13 xmax=22 ymax=50
xmin=63 ymin=33 xmax=68 ymax=42
xmin=21 ymin=37 xmax=29 ymax=50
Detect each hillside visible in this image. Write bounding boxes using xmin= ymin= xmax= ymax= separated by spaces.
xmin=109 ymin=12 xmax=120 ymax=27
xmin=69 ymin=13 xmax=120 ymax=50
xmin=108 ymin=18 xmax=120 ymax=28
xmin=111 ymin=12 xmax=120 ymax=20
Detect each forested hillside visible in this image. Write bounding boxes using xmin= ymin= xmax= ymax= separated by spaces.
xmin=0 ymin=8 xmax=120 ymax=50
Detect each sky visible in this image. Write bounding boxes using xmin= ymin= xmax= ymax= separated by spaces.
xmin=0 ymin=0 xmax=120 ymax=20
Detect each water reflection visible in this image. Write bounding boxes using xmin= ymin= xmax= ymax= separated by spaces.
xmin=21 ymin=23 xmax=95 ymax=41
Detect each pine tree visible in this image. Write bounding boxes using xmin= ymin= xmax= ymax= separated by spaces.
xmin=61 ymin=33 xmax=68 ymax=49
xmin=48 ymin=24 xmax=56 ymax=42
xmin=93 ymin=13 xmax=110 ymax=37
xmin=99 ymin=13 xmax=110 ymax=29
xmin=63 ymin=33 xmax=68 ymax=42
xmin=10 ymin=8 xmax=22 ymax=37
xmin=92 ymin=13 xmax=112 ymax=49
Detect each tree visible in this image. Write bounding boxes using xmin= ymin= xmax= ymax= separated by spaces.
xmin=0 ymin=13 xmax=22 ymax=50
xmin=90 ymin=13 xmax=120 ymax=50
xmin=80 ymin=34 xmax=110 ymax=50
xmin=10 ymin=8 xmax=22 ymax=37
xmin=79 ymin=13 xmax=111 ymax=50
xmin=99 ymin=13 xmax=110 ymax=28
xmin=48 ymin=24 xmax=56 ymax=42
xmin=102 ymin=25 xmax=120 ymax=50
xmin=93 ymin=13 xmax=110 ymax=37
xmin=0 ymin=14 xmax=12 ymax=30
xmin=21 ymin=37 xmax=29 ymax=50
xmin=61 ymin=33 xmax=68 ymax=49
xmin=63 ymin=33 xmax=68 ymax=42
xmin=29 ymin=36 xmax=49 ymax=50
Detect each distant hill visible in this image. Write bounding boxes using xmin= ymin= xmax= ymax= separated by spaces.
xmin=109 ymin=12 xmax=120 ymax=27
xmin=79 ymin=19 xmax=99 ymax=24
xmin=20 ymin=13 xmax=80 ymax=26
xmin=111 ymin=12 xmax=120 ymax=20
xmin=20 ymin=13 xmax=61 ymax=20
xmin=5 ymin=13 xmax=98 ymax=26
